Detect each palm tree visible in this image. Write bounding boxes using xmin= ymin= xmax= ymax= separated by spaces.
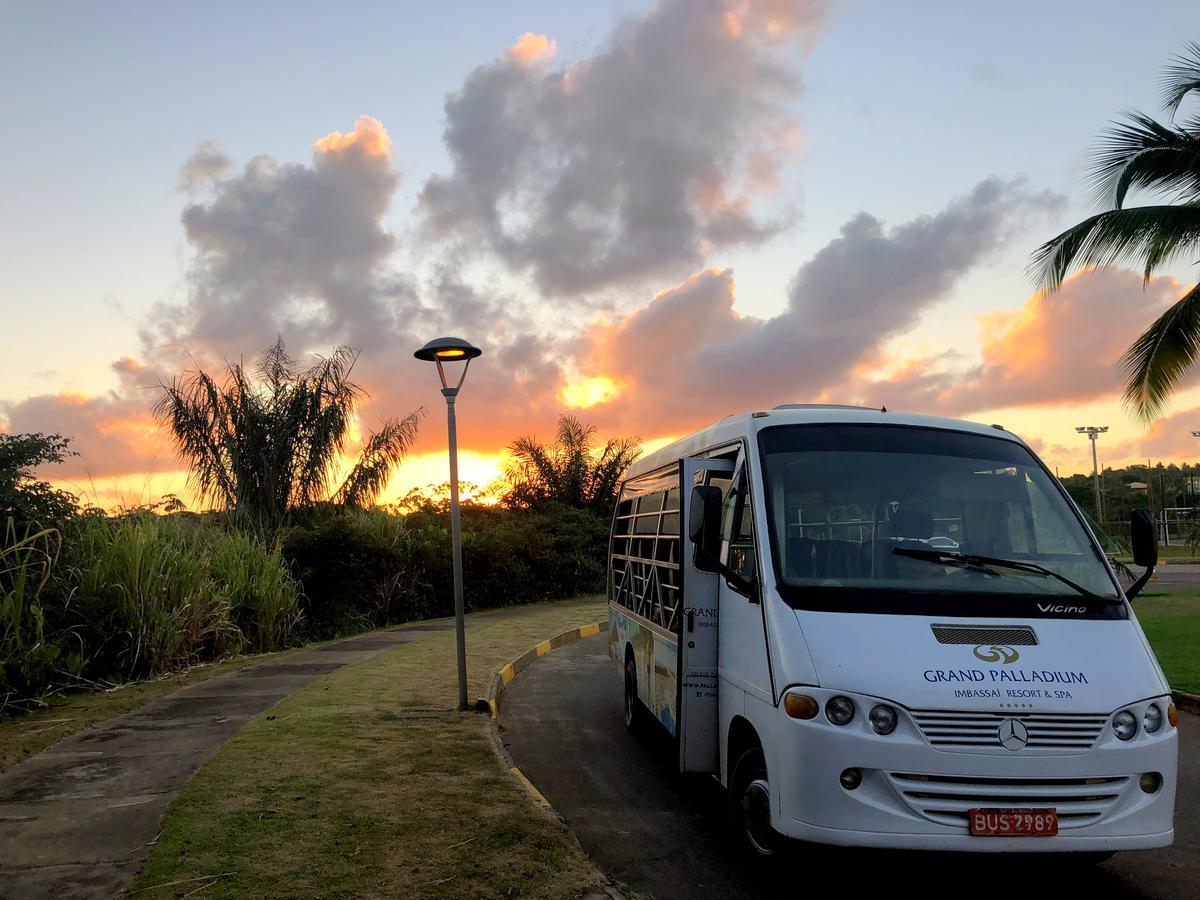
xmin=504 ymin=414 xmax=641 ymax=514
xmin=155 ymin=339 xmax=422 ymax=535
xmin=1031 ymin=42 xmax=1200 ymax=421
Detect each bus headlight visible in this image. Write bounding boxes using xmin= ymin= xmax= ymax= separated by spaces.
xmin=1144 ymin=704 xmax=1163 ymax=734
xmin=869 ymin=704 xmax=897 ymax=735
xmin=825 ymin=696 xmax=855 ymax=726
xmin=784 ymin=693 xmax=819 ymax=720
xmin=1113 ymin=710 xmax=1138 ymax=741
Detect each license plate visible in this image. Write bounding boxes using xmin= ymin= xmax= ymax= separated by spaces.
xmin=969 ymin=808 xmax=1058 ymax=837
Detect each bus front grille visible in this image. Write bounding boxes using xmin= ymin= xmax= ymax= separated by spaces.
xmin=888 ymin=772 xmax=1129 ymax=829
xmin=910 ymin=709 xmax=1109 ymax=751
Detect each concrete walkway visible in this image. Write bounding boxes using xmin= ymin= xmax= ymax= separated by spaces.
xmin=0 ymin=620 xmax=455 ymax=899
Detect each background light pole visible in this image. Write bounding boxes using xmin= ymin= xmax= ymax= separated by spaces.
xmin=1075 ymin=425 xmax=1108 ymax=523
xmin=414 ymin=336 xmax=482 ymax=711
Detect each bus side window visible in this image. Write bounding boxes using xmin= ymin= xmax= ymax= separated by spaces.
xmin=722 ymin=467 xmax=757 ymax=592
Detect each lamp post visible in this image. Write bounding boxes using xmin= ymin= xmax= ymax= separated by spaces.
xmin=414 ymin=336 xmax=482 ymax=711
xmin=1075 ymin=426 xmax=1108 ymax=523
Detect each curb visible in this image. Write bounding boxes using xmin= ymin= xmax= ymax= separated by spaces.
xmin=485 ymin=620 xmax=606 ymax=722
xmin=1174 ymin=690 xmax=1200 ymax=715
xmin=483 ymin=619 xmax=626 ymax=899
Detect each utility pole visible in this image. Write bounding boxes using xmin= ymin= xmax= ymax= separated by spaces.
xmin=1075 ymin=426 xmax=1108 ymax=523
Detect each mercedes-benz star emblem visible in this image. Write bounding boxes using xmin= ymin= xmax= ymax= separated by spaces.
xmin=997 ymin=718 xmax=1029 ymax=751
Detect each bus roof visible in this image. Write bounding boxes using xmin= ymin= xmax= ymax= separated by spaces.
xmin=624 ymin=405 xmax=1026 ymax=480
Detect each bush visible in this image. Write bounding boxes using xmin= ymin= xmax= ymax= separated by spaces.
xmin=3 ymin=499 xmax=607 ymax=709
xmin=70 ymin=515 xmax=241 ymax=679
xmin=282 ymin=508 xmax=415 ymax=637
xmin=0 ymin=520 xmax=63 ymax=709
xmin=282 ymin=505 xmax=608 ymax=636
xmin=209 ymin=530 xmax=302 ymax=652
xmin=66 ymin=515 xmax=301 ymax=682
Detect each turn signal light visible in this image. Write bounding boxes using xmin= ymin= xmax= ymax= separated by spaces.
xmin=784 ymin=693 xmax=819 ymax=720
xmin=1168 ymin=703 xmax=1178 ymax=728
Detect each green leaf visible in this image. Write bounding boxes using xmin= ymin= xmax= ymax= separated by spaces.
xmin=1029 ymin=204 xmax=1200 ymax=292
xmin=1161 ymin=41 xmax=1200 ymax=115
xmin=1121 ymin=282 xmax=1200 ymax=421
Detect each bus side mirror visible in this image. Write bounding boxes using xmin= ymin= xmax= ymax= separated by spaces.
xmin=1131 ymin=509 xmax=1157 ymax=568
xmin=1126 ymin=508 xmax=1157 ymax=600
xmin=689 ymin=485 xmax=723 ymax=572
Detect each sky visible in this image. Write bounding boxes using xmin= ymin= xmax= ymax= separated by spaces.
xmin=3 ymin=0 xmax=1200 ymax=509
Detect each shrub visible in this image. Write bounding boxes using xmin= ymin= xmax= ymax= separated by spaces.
xmin=70 ymin=515 xmax=240 ymax=679
xmin=68 ymin=515 xmax=301 ymax=681
xmin=282 ymin=505 xmax=609 ymax=636
xmin=282 ymin=508 xmax=417 ymax=637
xmin=0 ymin=520 xmax=63 ymax=709
xmin=209 ymin=531 xmax=302 ymax=653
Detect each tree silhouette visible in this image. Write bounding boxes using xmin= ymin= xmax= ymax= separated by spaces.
xmin=155 ymin=339 xmax=422 ymax=534
xmin=503 ymin=414 xmax=640 ymax=514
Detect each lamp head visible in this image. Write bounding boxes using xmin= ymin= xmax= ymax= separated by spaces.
xmin=414 ymin=337 xmax=482 ymax=362
xmin=414 ymin=337 xmax=482 ymax=393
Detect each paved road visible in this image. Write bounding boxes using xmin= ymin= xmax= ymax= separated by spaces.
xmin=502 ymin=635 xmax=1200 ymax=900
xmin=0 ymin=620 xmax=465 ymax=899
xmin=1146 ymin=564 xmax=1200 ymax=593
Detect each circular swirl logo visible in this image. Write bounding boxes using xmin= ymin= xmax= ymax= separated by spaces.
xmin=973 ymin=644 xmax=1020 ymax=664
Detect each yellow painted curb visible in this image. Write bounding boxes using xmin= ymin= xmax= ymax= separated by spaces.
xmin=486 ymin=619 xmax=608 ymax=811
xmin=510 ymin=766 xmax=551 ymax=809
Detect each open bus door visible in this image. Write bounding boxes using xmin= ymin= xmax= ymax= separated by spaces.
xmin=677 ymin=456 xmax=734 ymax=774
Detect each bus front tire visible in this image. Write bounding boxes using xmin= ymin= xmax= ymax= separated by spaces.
xmin=624 ymin=656 xmax=643 ymax=734
xmin=731 ymin=746 xmax=782 ymax=858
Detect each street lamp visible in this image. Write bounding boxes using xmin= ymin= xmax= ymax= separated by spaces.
xmin=414 ymin=336 xmax=482 ymax=711
xmin=1075 ymin=426 xmax=1108 ymax=522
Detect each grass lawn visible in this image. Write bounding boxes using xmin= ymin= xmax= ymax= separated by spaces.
xmin=0 ymin=649 xmax=296 ymax=775
xmin=132 ymin=598 xmax=609 ymax=899
xmin=1135 ymin=590 xmax=1200 ymax=694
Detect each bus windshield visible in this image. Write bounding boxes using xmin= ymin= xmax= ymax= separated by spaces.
xmin=757 ymin=424 xmax=1124 ymax=617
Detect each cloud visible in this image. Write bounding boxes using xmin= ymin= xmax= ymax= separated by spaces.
xmin=1130 ymin=405 xmax=1200 ymax=460
xmin=420 ymin=0 xmax=828 ymax=296
xmin=856 ymin=269 xmax=1185 ymax=415
xmin=508 ymin=32 xmax=557 ymax=65
xmin=177 ymin=140 xmax=233 ymax=191
xmin=0 ymin=358 xmax=175 ymax=479
xmin=572 ymin=178 xmax=1057 ymax=434
xmin=312 ymin=115 xmax=392 ymax=158
xmin=148 ymin=115 xmax=408 ymax=359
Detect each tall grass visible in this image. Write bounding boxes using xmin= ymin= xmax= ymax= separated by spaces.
xmin=210 ymin=530 xmax=301 ymax=652
xmin=73 ymin=516 xmax=240 ymax=678
xmin=0 ymin=519 xmax=61 ymax=709
xmin=70 ymin=515 xmax=301 ymax=680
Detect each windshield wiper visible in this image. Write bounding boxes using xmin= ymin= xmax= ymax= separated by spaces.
xmin=891 ymin=546 xmax=1116 ymax=604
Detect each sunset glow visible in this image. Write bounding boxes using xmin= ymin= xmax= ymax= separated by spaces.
xmin=6 ymin=2 xmax=1200 ymax=516
xmin=558 ymin=376 xmax=620 ymax=409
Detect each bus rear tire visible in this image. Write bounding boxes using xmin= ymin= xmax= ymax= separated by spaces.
xmin=624 ymin=655 xmax=644 ymax=735
xmin=731 ymin=746 xmax=782 ymax=859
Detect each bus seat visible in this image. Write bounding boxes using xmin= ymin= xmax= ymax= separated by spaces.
xmin=888 ymin=510 xmax=934 ymax=540
xmin=786 ymin=536 xmax=863 ymax=579
xmin=875 ymin=510 xmax=935 ymax=577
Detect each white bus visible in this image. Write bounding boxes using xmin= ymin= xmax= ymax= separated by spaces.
xmin=608 ymin=405 xmax=1177 ymax=858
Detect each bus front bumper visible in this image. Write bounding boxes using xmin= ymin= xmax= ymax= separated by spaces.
xmin=773 ymin=697 xmax=1177 ymax=852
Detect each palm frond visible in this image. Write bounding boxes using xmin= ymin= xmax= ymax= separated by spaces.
xmin=1087 ymin=112 xmax=1200 ymax=209
xmin=155 ymin=340 xmax=393 ymax=536
xmin=336 ymin=409 xmax=424 ymax=508
xmin=1029 ymin=204 xmax=1200 ymax=292
xmin=1121 ymin=282 xmax=1200 ymax=422
xmin=503 ymin=414 xmax=640 ymax=513
xmin=1161 ymin=41 xmax=1200 ymax=115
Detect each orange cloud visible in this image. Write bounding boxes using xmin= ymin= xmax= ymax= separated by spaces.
xmin=508 ymin=32 xmax=556 ymax=64
xmin=559 ymin=375 xmax=621 ymax=409
xmin=721 ymin=0 xmax=829 ymax=43
xmin=313 ymin=115 xmax=391 ymax=158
